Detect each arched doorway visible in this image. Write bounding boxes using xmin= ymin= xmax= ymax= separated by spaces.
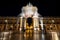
xmin=27 ymin=17 xmax=33 ymax=26
xmin=26 ymin=17 xmax=33 ymax=32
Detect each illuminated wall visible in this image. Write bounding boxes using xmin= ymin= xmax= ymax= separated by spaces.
xmin=0 ymin=17 xmax=60 ymax=32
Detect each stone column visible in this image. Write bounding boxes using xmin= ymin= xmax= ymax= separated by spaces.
xmin=33 ymin=18 xmax=35 ymax=29
xmin=24 ymin=18 xmax=26 ymax=30
xmin=20 ymin=17 xmax=23 ymax=31
xmin=33 ymin=17 xmax=39 ymax=31
xmin=40 ymin=17 xmax=44 ymax=30
xmin=35 ymin=17 xmax=39 ymax=30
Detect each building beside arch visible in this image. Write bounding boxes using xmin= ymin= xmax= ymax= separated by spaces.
xmin=0 ymin=3 xmax=59 ymax=32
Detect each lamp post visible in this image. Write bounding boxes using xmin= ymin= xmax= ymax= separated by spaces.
xmin=5 ymin=19 xmax=8 ymax=31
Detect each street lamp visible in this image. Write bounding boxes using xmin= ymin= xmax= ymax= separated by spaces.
xmin=52 ymin=20 xmax=55 ymax=23
xmin=5 ymin=19 xmax=8 ymax=31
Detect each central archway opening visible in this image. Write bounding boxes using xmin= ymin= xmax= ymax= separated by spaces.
xmin=27 ymin=17 xmax=33 ymax=26
xmin=26 ymin=17 xmax=33 ymax=32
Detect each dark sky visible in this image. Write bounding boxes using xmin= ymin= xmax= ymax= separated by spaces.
xmin=0 ymin=0 xmax=56 ymax=17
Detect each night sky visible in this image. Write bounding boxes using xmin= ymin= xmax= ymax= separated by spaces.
xmin=0 ymin=0 xmax=56 ymax=17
